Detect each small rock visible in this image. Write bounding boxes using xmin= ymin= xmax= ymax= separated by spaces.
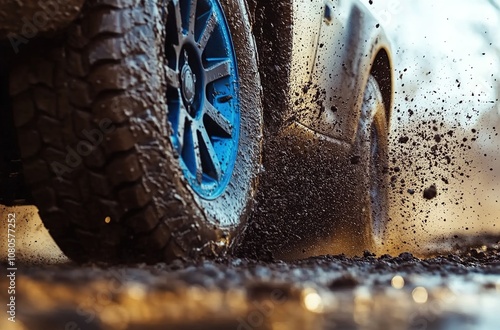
xmin=363 ymin=251 xmax=376 ymax=258
xmin=398 ymin=252 xmax=414 ymax=261
xmin=329 ymin=274 xmax=359 ymax=289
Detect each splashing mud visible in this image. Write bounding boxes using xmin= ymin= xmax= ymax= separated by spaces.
xmin=366 ymin=0 xmax=500 ymax=256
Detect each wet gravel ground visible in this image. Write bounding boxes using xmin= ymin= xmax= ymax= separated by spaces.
xmin=2 ymin=243 xmax=500 ymax=330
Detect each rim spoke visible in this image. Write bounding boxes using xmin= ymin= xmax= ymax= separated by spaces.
xmin=198 ymin=10 xmax=217 ymax=50
xmin=199 ymin=128 xmax=222 ymax=180
xmin=173 ymin=0 xmax=184 ymax=36
xmin=205 ymin=60 xmax=231 ymax=83
xmin=166 ymin=0 xmax=239 ymax=197
xmin=166 ymin=66 xmax=180 ymax=88
xmin=192 ymin=129 xmax=203 ymax=183
xmin=189 ymin=0 xmax=198 ymax=36
xmin=204 ymin=101 xmax=233 ymax=136
xmin=176 ymin=105 xmax=189 ymax=151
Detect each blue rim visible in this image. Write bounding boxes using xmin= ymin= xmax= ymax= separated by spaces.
xmin=165 ymin=0 xmax=240 ymax=199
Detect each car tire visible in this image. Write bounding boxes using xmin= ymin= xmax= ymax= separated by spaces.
xmin=236 ymin=74 xmax=389 ymax=260
xmin=356 ymin=75 xmax=389 ymax=250
xmin=9 ymin=0 xmax=262 ymax=263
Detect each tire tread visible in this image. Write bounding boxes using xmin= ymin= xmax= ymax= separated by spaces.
xmin=10 ymin=0 xmax=203 ymax=263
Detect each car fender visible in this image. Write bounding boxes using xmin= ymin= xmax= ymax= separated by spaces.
xmin=289 ymin=0 xmax=393 ymax=145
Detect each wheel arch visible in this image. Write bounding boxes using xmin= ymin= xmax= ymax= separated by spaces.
xmin=349 ymin=5 xmax=394 ymax=143
xmin=370 ymin=47 xmax=393 ymax=126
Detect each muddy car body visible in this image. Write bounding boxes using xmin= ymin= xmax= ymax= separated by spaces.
xmin=239 ymin=0 xmax=393 ymax=259
xmin=259 ymin=0 xmax=392 ymax=141
xmin=0 ymin=0 xmax=393 ymax=262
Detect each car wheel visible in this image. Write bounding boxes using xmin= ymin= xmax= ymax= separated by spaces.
xmin=237 ymin=74 xmax=389 ymax=260
xmin=357 ymin=75 xmax=389 ymax=250
xmin=9 ymin=0 xmax=262 ymax=263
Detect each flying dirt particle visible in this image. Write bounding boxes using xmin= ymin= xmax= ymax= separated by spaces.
xmin=423 ymin=185 xmax=437 ymax=200
xmin=398 ymin=136 xmax=409 ymax=143
xmin=434 ymin=134 xmax=442 ymax=143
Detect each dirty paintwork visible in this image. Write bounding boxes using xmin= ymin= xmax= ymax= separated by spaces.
xmin=237 ymin=0 xmax=393 ymax=260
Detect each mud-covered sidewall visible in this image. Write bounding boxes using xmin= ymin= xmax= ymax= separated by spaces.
xmin=357 ymin=76 xmax=389 ymax=251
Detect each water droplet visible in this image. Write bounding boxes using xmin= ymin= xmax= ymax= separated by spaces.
xmin=412 ymin=287 xmax=428 ymax=304
xmin=302 ymin=288 xmax=323 ymax=313
xmin=391 ymin=275 xmax=405 ymax=289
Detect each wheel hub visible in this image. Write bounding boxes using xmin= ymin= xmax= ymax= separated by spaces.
xmin=181 ymin=52 xmax=197 ymax=106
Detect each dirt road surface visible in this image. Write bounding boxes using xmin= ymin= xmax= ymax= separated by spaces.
xmin=1 ymin=245 xmax=500 ymax=330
